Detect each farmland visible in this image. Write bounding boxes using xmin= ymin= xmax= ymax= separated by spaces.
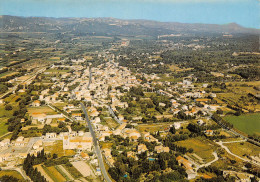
xmin=224 ymin=142 xmax=260 ymax=158
xmin=27 ymin=106 xmax=57 ymax=115
xmin=0 ymin=118 xmax=9 ymax=136
xmin=0 ymin=170 xmax=25 ymax=181
xmin=175 ymin=137 xmax=217 ymax=163
xmin=225 ymin=113 xmax=260 ymax=136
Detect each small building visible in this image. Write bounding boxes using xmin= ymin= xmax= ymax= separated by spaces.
xmin=154 ymin=146 xmax=170 ymax=153
xmin=32 ymin=100 xmax=41 ymax=107
xmin=45 ymin=133 xmax=57 ymax=139
xmin=176 ymin=156 xmax=197 ymax=180
xmin=138 ymin=144 xmax=148 ymax=154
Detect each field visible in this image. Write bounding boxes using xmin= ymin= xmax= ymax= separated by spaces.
xmin=137 ymin=123 xmax=172 ymax=132
xmin=175 ymin=137 xmax=216 ymax=163
xmin=103 ymin=117 xmax=119 ymax=129
xmin=0 ymin=118 xmax=9 ymax=136
xmin=27 ymin=106 xmax=57 ymax=115
xmin=45 ymin=69 xmax=69 ymax=73
xmin=0 ymin=104 xmax=16 ymax=118
xmin=0 ymin=170 xmax=25 ymax=181
xmin=52 ymin=102 xmax=68 ymax=109
xmin=71 ymin=161 xmax=94 ymax=177
xmin=0 ymin=71 xmax=18 ymax=78
xmin=224 ymin=142 xmax=260 ymax=158
xmin=225 ymin=113 xmax=260 ymax=136
xmin=44 ymin=140 xmax=75 ymax=157
xmin=43 ymin=166 xmax=66 ymax=182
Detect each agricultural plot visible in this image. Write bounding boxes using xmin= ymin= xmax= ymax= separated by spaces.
xmin=56 ymin=165 xmax=74 ymax=181
xmin=44 ymin=140 xmax=75 ymax=157
xmin=27 ymin=106 xmax=57 ymax=115
xmin=224 ymin=142 xmax=260 ymax=158
xmin=0 ymin=71 xmax=19 ymax=78
xmin=0 ymin=118 xmax=8 ymax=136
xmin=35 ymin=165 xmax=54 ymax=182
xmin=43 ymin=166 xmax=66 ymax=182
xmin=0 ymin=104 xmax=16 ymax=118
xmin=225 ymin=113 xmax=260 ymax=136
xmin=137 ymin=123 xmax=172 ymax=132
xmin=103 ymin=117 xmax=119 ymax=129
xmin=175 ymin=137 xmax=216 ymax=163
xmin=71 ymin=161 xmax=94 ymax=177
xmin=0 ymin=170 xmax=25 ymax=181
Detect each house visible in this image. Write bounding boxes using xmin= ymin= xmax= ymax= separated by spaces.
xmin=173 ymin=122 xmax=181 ymax=130
xmin=154 ymin=146 xmax=170 ymax=153
xmin=80 ymin=152 xmax=90 ymax=160
xmin=63 ymin=132 xmax=93 ymax=151
xmin=176 ymin=156 xmax=197 ymax=180
xmin=127 ymin=151 xmax=137 ymax=160
xmin=0 ymin=139 xmax=10 ymax=147
xmin=72 ymin=113 xmax=83 ymax=121
xmin=45 ymin=133 xmax=57 ymax=139
xmin=223 ymin=171 xmax=254 ymax=182
xmin=204 ymin=130 xmax=214 ymax=136
xmin=0 ymin=153 xmax=11 ymax=162
xmin=142 ymin=132 xmax=158 ymax=143
xmin=32 ymin=100 xmax=41 ymax=107
xmin=138 ymin=144 xmax=148 ymax=154
xmin=15 ymin=136 xmax=29 ymax=147
xmin=197 ymin=120 xmax=204 ymax=126
xmin=103 ymin=148 xmax=115 ymax=167
xmin=31 ymin=113 xmax=47 ymax=124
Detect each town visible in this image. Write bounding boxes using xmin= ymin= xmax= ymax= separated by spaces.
xmin=0 ymin=15 xmax=259 ymax=182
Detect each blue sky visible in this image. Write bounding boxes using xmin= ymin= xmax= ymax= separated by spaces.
xmin=1 ymin=0 xmax=259 ymax=28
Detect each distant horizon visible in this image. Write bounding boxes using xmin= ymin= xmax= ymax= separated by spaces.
xmin=2 ymin=14 xmax=256 ymax=29
xmin=1 ymin=0 xmax=259 ymax=29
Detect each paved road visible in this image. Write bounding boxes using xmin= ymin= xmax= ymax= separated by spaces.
xmin=80 ymin=102 xmax=112 ymax=182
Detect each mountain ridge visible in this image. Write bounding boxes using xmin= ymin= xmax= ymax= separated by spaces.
xmin=1 ymin=15 xmax=259 ymax=35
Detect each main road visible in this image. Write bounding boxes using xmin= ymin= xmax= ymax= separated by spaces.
xmin=80 ymin=102 xmax=112 ymax=182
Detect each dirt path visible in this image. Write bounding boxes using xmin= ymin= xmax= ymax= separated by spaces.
xmin=57 ymin=165 xmax=74 ymax=181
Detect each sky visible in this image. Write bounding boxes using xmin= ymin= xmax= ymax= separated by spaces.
xmin=0 ymin=0 xmax=259 ymax=28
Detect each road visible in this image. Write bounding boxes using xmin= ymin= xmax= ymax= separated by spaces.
xmin=216 ymin=141 xmax=260 ymax=167
xmin=0 ymin=67 xmax=47 ymax=99
xmin=195 ymin=152 xmax=219 ymax=171
xmin=80 ymin=102 xmax=112 ymax=182
xmin=47 ymin=103 xmax=75 ymax=122
xmin=107 ymin=105 xmax=122 ymax=125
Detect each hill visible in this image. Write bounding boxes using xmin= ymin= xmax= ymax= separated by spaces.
xmin=0 ymin=15 xmax=259 ymax=36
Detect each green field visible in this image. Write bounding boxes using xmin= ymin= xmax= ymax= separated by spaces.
xmin=225 ymin=113 xmax=260 ymax=136
xmin=0 ymin=118 xmax=8 ymax=136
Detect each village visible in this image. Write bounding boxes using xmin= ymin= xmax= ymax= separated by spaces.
xmin=0 ymin=53 xmax=259 ymax=182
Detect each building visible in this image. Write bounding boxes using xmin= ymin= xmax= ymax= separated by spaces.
xmin=138 ymin=144 xmax=148 ymax=154
xmin=154 ymin=146 xmax=170 ymax=153
xmin=63 ymin=132 xmax=93 ymax=151
xmin=32 ymin=100 xmax=41 ymax=107
xmin=176 ymin=156 xmax=197 ymax=180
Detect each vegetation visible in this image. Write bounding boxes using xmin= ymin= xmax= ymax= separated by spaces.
xmin=225 ymin=113 xmax=260 ymax=136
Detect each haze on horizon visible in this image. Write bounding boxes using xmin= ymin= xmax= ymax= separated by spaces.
xmin=0 ymin=0 xmax=259 ymax=29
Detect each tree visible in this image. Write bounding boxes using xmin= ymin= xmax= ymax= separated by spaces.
xmin=169 ymin=126 xmax=176 ymax=134
xmin=5 ymin=104 xmax=13 ymax=111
